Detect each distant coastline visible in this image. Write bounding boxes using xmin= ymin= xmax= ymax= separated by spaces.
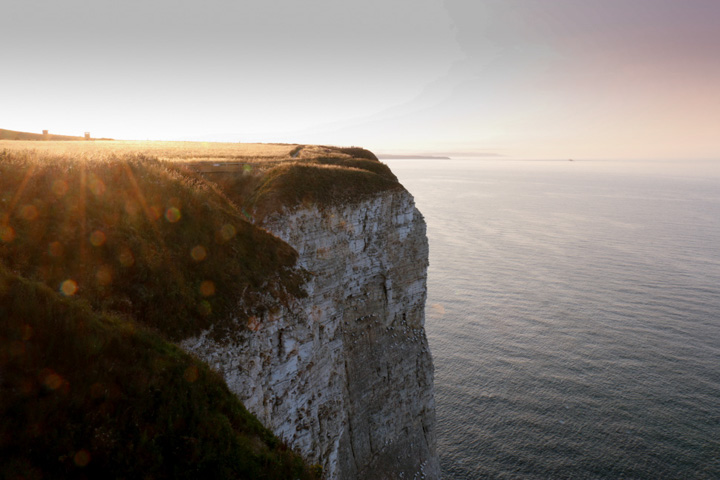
xmin=378 ymin=154 xmax=451 ymax=160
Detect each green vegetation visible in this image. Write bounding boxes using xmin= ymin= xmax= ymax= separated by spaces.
xmin=0 ymin=151 xmax=305 ymax=341
xmin=0 ymin=267 xmax=318 ymax=479
xmin=246 ymin=161 xmax=401 ymax=218
xmin=323 ymin=146 xmax=380 ymax=161
xmin=0 ymin=138 xmax=397 ymax=478
xmin=200 ymin=145 xmax=402 ymax=218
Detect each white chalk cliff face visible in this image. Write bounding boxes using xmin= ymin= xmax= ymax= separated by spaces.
xmin=182 ymin=188 xmax=438 ymax=479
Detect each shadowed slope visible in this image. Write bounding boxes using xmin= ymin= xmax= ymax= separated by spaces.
xmin=0 ymin=267 xmax=320 ymax=479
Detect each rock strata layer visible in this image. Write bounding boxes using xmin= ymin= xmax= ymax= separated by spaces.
xmin=182 ymin=189 xmax=438 ymax=479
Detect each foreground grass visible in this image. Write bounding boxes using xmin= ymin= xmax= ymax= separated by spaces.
xmin=0 ymin=267 xmax=320 ymax=479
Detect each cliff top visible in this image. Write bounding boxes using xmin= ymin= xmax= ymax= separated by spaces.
xmin=1 ymin=139 xmax=370 ymax=163
xmin=0 ymin=139 xmax=295 ymax=159
xmin=1 ymin=139 xmax=402 ymax=216
xmin=0 ymin=140 xmax=401 ymax=339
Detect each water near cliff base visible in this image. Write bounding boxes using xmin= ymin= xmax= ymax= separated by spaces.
xmin=387 ymin=159 xmax=720 ymax=479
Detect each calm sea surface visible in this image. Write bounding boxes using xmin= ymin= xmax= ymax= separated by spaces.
xmin=386 ymin=159 xmax=720 ymax=479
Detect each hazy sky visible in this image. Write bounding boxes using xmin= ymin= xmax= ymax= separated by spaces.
xmin=3 ymin=0 xmax=720 ymax=159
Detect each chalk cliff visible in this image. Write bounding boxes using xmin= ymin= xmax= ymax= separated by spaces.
xmin=182 ymin=185 xmax=438 ymax=478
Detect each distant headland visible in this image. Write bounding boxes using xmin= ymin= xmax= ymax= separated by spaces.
xmin=377 ymin=153 xmax=450 ymax=160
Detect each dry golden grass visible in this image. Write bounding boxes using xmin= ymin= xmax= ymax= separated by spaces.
xmin=0 ymin=140 xmax=389 ymax=178
xmin=0 ymin=140 xmax=301 ymax=162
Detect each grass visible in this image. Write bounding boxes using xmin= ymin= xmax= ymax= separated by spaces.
xmin=0 ymin=266 xmax=320 ymax=479
xmin=0 ymin=138 xmax=399 ymax=477
xmin=0 ymin=139 xmax=300 ymax=162
xmin=0 ymin=150 xmax=306 ymax=341
xmin=0 ymin=141 xmax=398 ymax=335
xmin=246 ymin=161 xmax=401 ymax=219
xmin=192 ymin=143 xmax=403 ymax=218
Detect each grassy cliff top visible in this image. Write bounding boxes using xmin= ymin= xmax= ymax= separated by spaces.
xmin=0 ymin=139 xmax=299 ymax=161
xmin=0 ymin=138 xmax=400 ymax=478
xmin=2 ymin=139 xmax=403 ymax=218
xmin=1 ymin=139 xmax=382 ymax=164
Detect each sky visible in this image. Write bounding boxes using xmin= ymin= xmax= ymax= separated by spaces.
xmin=3 ymin=0 xmax=720 ymax=159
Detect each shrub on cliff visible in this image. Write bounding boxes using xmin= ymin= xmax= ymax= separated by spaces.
xmin=247 ymin=161 xmax=402 ymax=218
xmin=190 ymin=143 xmax=401 ymax=219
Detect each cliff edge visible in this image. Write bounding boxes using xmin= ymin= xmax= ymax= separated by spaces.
xmin=0 ymin=141 xmax=438 ymax=479
xmin=183 ymin=146 xmax=439 ymax=478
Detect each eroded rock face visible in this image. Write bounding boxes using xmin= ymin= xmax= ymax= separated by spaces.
xmin=181 ymin=189 xmax=438 ymax=479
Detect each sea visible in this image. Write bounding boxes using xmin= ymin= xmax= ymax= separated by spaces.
xmin=385 ymin=159 xmax=720 ymax=480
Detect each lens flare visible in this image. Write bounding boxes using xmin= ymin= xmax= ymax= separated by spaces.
xmin=191 ymin=245 xmax=207 ymax=261
xmin=124 ymin=199 xmax=140 ymax=217
xmin=165 ymin=207 xmax=181 ymax=223
xmin=88 ymin=174 xmax=106 ymax=196
xmin=0 ymin=225 xmax=15 ymax=243
xmin=60 ymin=279 xmax=78 ymax=296
xmin=96 ymin=265 xmax=113 ymax=285
xmin=220 ymin=223 xmax=236 ymax=241
xmin=90 ymin=230 xmax=106 ymax=246
xmin=48 ymin=241 xmax=64 ymax=257
xmin=199 ymin=280 xmax=215 ymax=297
xmin=19 ymin=204 xmax=39 ymax=221
xmin=74 ymin=450 xmax=91 ymax=467
xmin=42 ymin=370 xmax=64 ymax=390
xmin=184 ymin=365 xmax=199 ymax=383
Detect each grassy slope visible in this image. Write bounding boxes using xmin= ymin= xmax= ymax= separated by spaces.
xmin=0 ymin=267 xmax=319 ymax=479
xmin=0 ymin=140 xmax=399 ymax=478
xmin=0 ymin=151 xmax=305 ymax=341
